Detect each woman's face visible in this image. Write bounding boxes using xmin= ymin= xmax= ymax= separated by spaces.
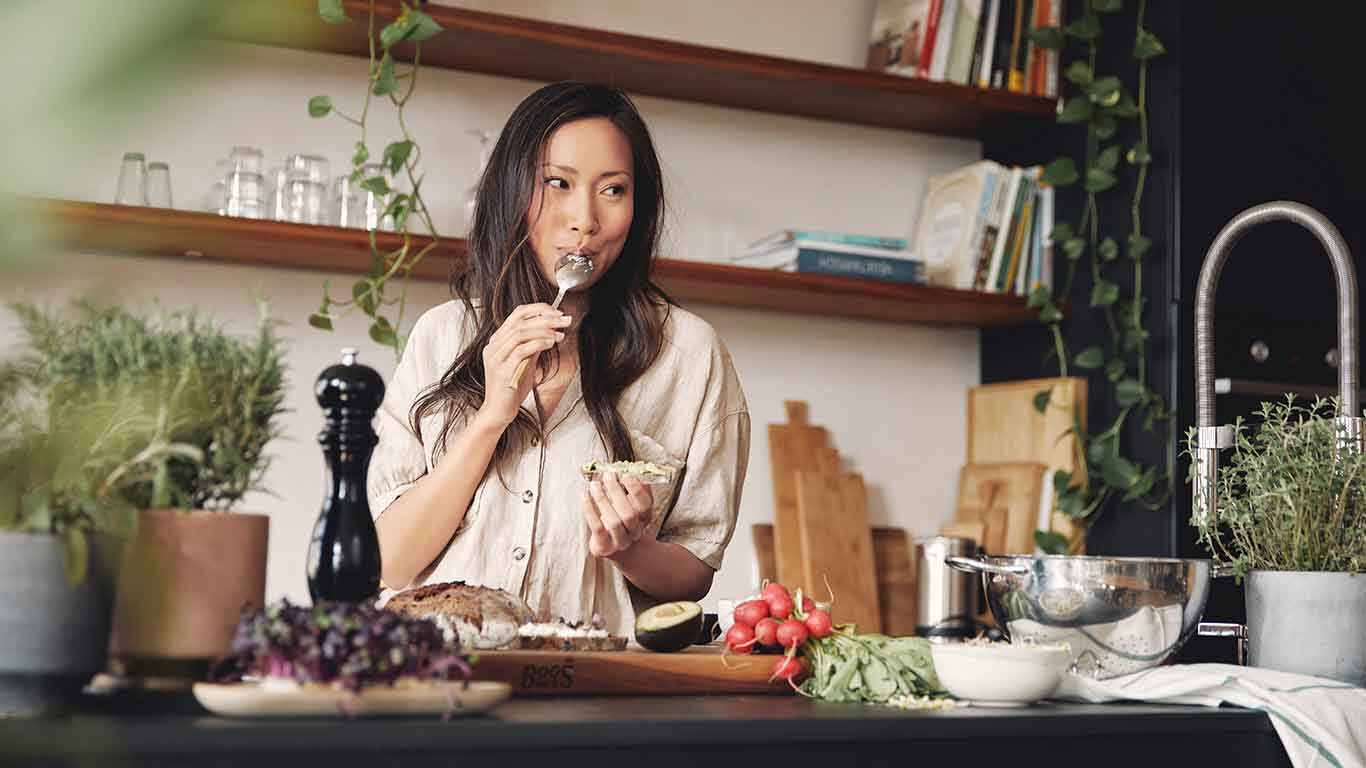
xmin=526 ymin=116 xmax=635 ymax=292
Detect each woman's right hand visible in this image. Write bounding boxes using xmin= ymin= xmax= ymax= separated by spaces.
xmin=478 ymin=303 xmax=573 ymax=426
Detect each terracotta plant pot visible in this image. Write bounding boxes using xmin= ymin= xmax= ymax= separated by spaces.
xmin=109 ymin=509 xmax=268 ymax=662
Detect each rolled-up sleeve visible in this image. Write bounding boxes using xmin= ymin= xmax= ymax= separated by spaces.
xmin=367 ymin=312 xmax=437 ymax=520
xmin=658 ymin=409 xmax=750 ymax=570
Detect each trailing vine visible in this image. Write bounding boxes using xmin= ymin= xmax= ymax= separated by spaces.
xmin=305 ymin=0 xmax=444 ymax=354
xmin=1026 ymin=0 xmax=1170 ymax=552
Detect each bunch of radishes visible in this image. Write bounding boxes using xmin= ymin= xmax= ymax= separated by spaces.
xmin=723 ymin=581 xmax=833 ymax=682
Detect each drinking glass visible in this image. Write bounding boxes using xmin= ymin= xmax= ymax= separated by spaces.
xmin=146 ymin=162 xmax=173 ymax=208
xmin=115 ymin=152 xmax=147 ymax=205
xmin=265 ymin=166 xmax=289 ymax=221
xmin=229 ymin=145 xmax=265 ymax=174
xmin=284 ymin=153 xmax=330 ymax=185
xmin=282 ymin=178 xmax=327 ymax=224
xmin=224 ymin=170 xmax=265 ymax=219
xmin=202 ymin=158 xmax=229 ymax=214
xmin=331 ymin=176 xmax=363 ymax=228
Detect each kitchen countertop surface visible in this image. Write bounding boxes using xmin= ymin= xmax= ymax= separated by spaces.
xmin=2 ymin=692 xmax=1292 ymax=768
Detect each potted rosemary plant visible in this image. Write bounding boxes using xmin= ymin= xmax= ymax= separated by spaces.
xmin=1193 ymin=396 xmax=1366 ymax=685
xmin=4 ymin=300 xmax=287 ymax=674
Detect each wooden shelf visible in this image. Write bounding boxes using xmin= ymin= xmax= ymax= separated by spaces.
xmin=209 ymin=1 xmax=1055 ymax=138
xmin=42 ymin=201 xmax=1039 ymax=328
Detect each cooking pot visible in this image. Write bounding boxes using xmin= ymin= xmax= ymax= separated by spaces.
xmin=946 ymin=554 xmax=1211 ymax=679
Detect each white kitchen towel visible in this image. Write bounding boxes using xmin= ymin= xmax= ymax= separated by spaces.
xmin=1056 ymin=664 xmax=1366 ymax=768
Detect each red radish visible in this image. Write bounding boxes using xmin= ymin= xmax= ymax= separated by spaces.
xmin=771 ymin=654 xmax=802 ymax=681
xmin=804 ymin=608 xmax=833 ymax=638
xmin=761 ymin=582 xmax=792 ymax=603
xmin=801 ymin=596 xmax=815 ymax=613
xmin=765 ymin=592 xmax=794 ymax=620
xmin=753 ymin=617 xmax=781 ymax=647
xmin=775 ymin=618 xmax=809 ymax=649
xmin=733 ymin=600 xmax=770 ymax=627
xmin=725 ymin=622 xmax=755 ymax=653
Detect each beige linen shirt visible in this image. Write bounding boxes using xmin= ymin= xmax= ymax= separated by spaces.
xmin=368 ymin=299 xmax=750 ymax=637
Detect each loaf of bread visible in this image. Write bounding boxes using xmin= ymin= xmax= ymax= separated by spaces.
xmin=384 ymin=581 xmax=534 ymax=650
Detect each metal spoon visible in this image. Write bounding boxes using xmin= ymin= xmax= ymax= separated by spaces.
xmin=508 ymin=251 xmax=594 ymax=389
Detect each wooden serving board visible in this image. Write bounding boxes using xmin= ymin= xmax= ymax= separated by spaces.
xmin=469 ymin=646 xmax=790 ymax=696
xmin=795 ymin=470 xmax=881 ymax=634
xmin=769 ymin=401 xmax=832 ymax=588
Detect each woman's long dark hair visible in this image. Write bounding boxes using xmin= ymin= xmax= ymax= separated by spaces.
xmin=411 ymin=82 xmax=672 ymax=473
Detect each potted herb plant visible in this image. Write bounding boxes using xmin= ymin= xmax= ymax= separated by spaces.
xmin=1192 ymin=396 xmax=1366 ymax=685
xmin=4 ymin=300 xmax=287 ymax=673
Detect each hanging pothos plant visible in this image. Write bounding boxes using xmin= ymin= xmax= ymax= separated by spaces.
xmin=1025 ymin=0 xmax=1170 ymax=553
xmin=305 ymin=0 xmax=444 ymax=354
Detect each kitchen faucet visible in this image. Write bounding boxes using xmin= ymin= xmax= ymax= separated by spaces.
xmin=1193 ymin=201 xmax=1360 ymax=526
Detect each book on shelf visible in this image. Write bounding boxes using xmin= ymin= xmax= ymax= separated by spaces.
xmin=914 ymin=159 xmax=1002 ymax=290
xmin=866 ymin=0 xmax=936 ymax=77
xmin=746 ymin=228 xmax=909 ymax=255
xmin=734 ymin=244 xmax=925 ymax=285
xmin=946 ymin=0 xmax=983 ymax=86
xmin=971 ymin=0 xmax=1000 ymax=88
xmin=928 ymin=0 xmax=959 ymax=81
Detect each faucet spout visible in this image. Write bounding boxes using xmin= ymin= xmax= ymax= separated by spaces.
xmin=1193 ymin=201 xmax=1359 ymax=527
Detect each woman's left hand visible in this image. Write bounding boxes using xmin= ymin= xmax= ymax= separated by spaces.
xmin=583 ymin=472 xmax=654 ymax=559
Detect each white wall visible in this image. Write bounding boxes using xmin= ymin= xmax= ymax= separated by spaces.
xmin=8 ymin=1 xmax=981 ymax=612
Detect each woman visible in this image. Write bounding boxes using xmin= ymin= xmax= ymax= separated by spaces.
xmin=368 ymin=82 xmax=750 ymax=636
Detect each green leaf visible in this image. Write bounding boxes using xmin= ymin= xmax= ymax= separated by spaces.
xmin=1085 ymin=167 xmax=1118 ymax=193
xmin=1039 ymin=304 xmax=1064 ymax=323
xmin=1112 ymin=90 xmax=1139 ymax=118
xmin=1134 ymin=28 xmax=1166 ymax=60
xmin=1075 ymin=345 xmax=1105 ymax=369
xmin=370 ymin=317 xmax=399 ymax=348
xmin=383 ymin=140 xmax=414 ymax=175
xmin=1057 ymin=486 xmax=1086 ymax=518
xmin=372 ymin=53 xmax=397 ymax=96
xmin=1122 ymin=466 xmax=1157 ymax=502
xmin=21 ymin=488 xmax=51 ymax=532
xmin=1092 ymin=112 xmax=1118 ymax=140
xmin=1097 ymin=145 xmax=1120 ymax=173
xmin=60 ymin=527 xmax=89 ymax=586
xmin=307 ymin=95 xmax=332 ymax=118
xmin=317 ymin=0 xmax=348 ymax=24
xmin=1033 ymin=388 xmax=1052 ymax=414
xmin=1098 ymin=237 xmax=1119 ymax=261
xmin=1106 ymin=357 xmax=1126 ymax=382
xmin=406 ymin=9 xmax=443 ymax=42
xmin=1035 ymin=530 xmax=1069 ymax=555
xmin=1053 ymin=470 xmax=1074 ymax=495
xmin=380 ymin=14 xmax=416 ymax=50
xmin=1116 ymin=378 xmax=1146 ymax=406
xmin=1091 ymin=0 xmax=1122 ymax=12
xmin=1027 ymin=285 xmax=1052 ymax=310
xmin=384 ymin=194 xmax=412 ymax=231
xmin=1088 ymin=434 xmax=1115 ymax=466
xmin=1128 ymin=234 xmax=1152 ymax=259
xmin=1091 ymin=279 xmax=1119 ymax=307
xmin=1124 ymin=326 xmax=1150 ymax=351
xmin=1051 ymin=222 xmax=1075 ymax=242
xmin=1100 ymin=455 xmax=1140 ymax=490
xmin=349 ymin=168 xmax=363 ymax=183
xmin=1065 ymin=14 xmax=1102 ymax=41
xmin=1063 ymin=238 xmax=1085 ymax=261
xmin=1127 ymin=142 xmax=1152 ymax=165
xmin=1064 ymin=61 xmax=1094 ymax=86
xmin=360 ymin=176 xmax=391 ymax=196
xmin=1028 ymin=26 xmax=1065 ymax=50
xmin=1041 ymin=157 xmax=1080 ymax=187
xmin=352 ymin=280 xmax=377 ymax=315
xmin=1086 ymin=76 xmax=1123 ymax=106
xmin=1058 ymin=96 xmax=1093 ymax=124
xmin=308 ymin=312 xmax=333 ymax=331
xmin=351 ymin=142 xmax=369 ymax=168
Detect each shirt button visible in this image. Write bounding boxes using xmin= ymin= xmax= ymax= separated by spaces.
xmin=512 ymin=546 xmax=527 ymax=561
xmin=522 ymin=489 xmax=534 ymax=503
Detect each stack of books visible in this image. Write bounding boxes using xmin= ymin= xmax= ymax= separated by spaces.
xmin=866 ymin=0 xmax=1061 ymax=97
xmin=730 ymin=230 xmax=924 ymax=285
xmin=912 ymin=159 xmax=1053 ymax=295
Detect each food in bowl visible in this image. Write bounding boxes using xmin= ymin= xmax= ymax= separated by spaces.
xmin=930 ymin=641 xmax=1071 ymax=706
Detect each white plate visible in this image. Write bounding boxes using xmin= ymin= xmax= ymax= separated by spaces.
xmin=193 ymin=679 xmax=511 ymax=718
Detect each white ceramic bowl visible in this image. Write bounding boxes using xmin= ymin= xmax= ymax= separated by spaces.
xmin=930 ymin=642 xmax=1072 ymax=706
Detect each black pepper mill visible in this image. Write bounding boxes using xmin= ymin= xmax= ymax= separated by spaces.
xmin=307 ymin=347 xmax=384 ymax=603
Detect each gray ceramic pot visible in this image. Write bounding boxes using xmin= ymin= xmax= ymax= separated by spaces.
xmin=0 ymin=531 xmax=121 ymax=717
xmin=1246 ymin=570 xmax=1366 ymax=686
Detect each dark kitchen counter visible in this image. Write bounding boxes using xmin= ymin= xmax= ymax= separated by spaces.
xmin=2 ymin=691 xmax=1290 ymax=768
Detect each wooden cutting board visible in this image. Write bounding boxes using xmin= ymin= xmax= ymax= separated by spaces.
xmin=795 ymin=470 xmax=881 ymax=634
xmin=472 ymin=646 xmax=789 ymax=696
xmin=769 ymin=401 xmax=831 ymax=588
xmin=871 ymin=527 xmax=916 ymax=636
xmin=955 ymin=462 xmax=1047 ymax=555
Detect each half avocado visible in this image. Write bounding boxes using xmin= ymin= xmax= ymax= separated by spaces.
xmin=634 ymin=601 xmax=704 ymax=653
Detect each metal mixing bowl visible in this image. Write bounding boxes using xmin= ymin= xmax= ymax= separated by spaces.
xmin=946 ymin=555 xmax=1211 ymax=679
